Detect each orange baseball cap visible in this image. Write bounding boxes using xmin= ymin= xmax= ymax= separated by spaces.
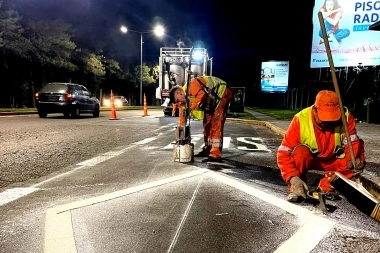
xmin=314 ymin=90 xmax=341 ymax=121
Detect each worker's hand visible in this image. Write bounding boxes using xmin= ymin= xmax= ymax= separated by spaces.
xmin=289 ymin=176 xmax=308 ymax=199
xmin=347 ymin=158 xmax=365 ymax=171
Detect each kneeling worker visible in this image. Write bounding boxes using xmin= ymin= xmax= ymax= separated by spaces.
xmin=169 ymin=76 xmax=233 ymax=162
xmin=277 ymin=90 xmax=365 ymax=202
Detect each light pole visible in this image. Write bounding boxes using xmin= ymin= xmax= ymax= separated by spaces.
xmin=120 ymin=25 xmax=164 ymax=105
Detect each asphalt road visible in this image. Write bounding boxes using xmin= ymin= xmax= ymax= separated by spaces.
xmin=0 ymin=109 xmax=380 ymax=253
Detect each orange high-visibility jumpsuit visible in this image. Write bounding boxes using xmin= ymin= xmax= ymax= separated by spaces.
xmin=188 ymin=76 xmax=233 ymax=159
xmin=277 ymin=107 xmax=365 ymax=192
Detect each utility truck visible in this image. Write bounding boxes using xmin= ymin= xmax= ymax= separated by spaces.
xmin=156 ymin=47 xmax=212 ymax=116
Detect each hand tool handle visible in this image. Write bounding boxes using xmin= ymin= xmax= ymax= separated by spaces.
xmin=317 ymin=12 xmax=358 ymax=173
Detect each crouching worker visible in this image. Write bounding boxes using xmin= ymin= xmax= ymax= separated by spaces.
xmin=277 ymin=90 xmax=365 ymax=202
xmin=169 ymin=76 xmax=233 ymax=162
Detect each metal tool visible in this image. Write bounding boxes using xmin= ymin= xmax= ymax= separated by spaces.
xmin=307 ymin=191 xmax=328 ymax=214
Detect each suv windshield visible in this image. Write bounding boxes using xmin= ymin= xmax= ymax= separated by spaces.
xmin=40 ymin=83 xmax=69 ymax=93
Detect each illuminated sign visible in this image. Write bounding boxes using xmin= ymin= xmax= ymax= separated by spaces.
xmin=260 ymin=61 xmax=289 ymax=93
xmin=311 ymin=0 xmax=380 ymax=68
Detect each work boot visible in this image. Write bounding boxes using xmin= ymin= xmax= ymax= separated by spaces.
xmin=201 ymin=156 xmax=222 ymax=163
xmin=194 ymin=149 xmax=209 ymax=157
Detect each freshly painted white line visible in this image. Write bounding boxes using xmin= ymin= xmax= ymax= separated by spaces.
xmin=4 ymin=132 xmax=181 ymax=205
xmin=133 ymin=137 xmax=156 ymax=145
xmin=44 ymin=168 xmax=208 ymax=253
xmin=77 ymin=150 xmax=126 ymax=166
xmin=0 ymin=188 xmax=39 ymax=206
xmin=43 ymin=168 xmax=336 ymax=253
xmin=207 ymin=171 xmax=335 ymax=252
xmin=162 ymin=143 xmax=176 ymax=150
xmin=274 ymin=215 xmax=335 ymax=253
xmin=35 ymin=141 xmax=151 ymax=188
xmin=167 ymin=176 xmax=204 ymax=253
xmin=45 ymin=208 xmax=77 ymax=253
xmin=54 ymin=169 xmax=208 ymax=213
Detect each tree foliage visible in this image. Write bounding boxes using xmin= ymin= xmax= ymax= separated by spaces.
xmin=0 ymin=3 xmax=33 ymax=59
xmin=0 ymin=2 xmax=160 ymax=108
xmin=26 ymin=19 xmax=77 ymax=70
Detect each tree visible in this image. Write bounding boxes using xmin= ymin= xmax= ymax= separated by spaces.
xmin=132 ymin=62 xmax=160 ymax=104
xmin=0 ymin=2 xmax=34 ymax=59
xmin=26 ymin=19 xmax=77 ymax=71
xmin=133 ymin=62 xmax=159 ymax=88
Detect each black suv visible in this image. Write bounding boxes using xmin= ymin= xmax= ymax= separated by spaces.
xmin=35 ymin=82 xmax=100 ymax=118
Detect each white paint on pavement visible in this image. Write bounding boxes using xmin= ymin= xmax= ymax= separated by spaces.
xmin=45 ymin=208 xmax=77 ymax=253
xmin=3 ymin=136 xmax=163 ymax=202
xmin=167 ymin=176 xmax=205 ymax=253
xmin=77 ymin=150 xmax=127 ymax=166
xmin=207 ymin=171 xmax=336 ymax=253
xmin=223 ymin=137 xmax=231 ymax=149
xmin=274 ymin=215 xmax=335 ymax=253
xmin=237 ymin=137 xmax=270 ymax=151
xmin=44 ymin=169 xmax=208 ymax=253
xmin=0 ymin=188 xmax=39 ymax=206
xmin=44 ymin=169 xmax=335 ymax=253
xmin=133 ymin=137 xmax=157 ymax=145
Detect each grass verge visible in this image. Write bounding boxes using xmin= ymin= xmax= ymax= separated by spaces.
xmin=246 ymin=107 xmax=299 ymax=121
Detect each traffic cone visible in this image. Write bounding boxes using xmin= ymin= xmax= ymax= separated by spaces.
xmin=142 ymin=93 xmax=149 ymax=116
xmin=109 ymin=90 xmax=119 ymax=120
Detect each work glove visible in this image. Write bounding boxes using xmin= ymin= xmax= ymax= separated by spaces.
xmin=289 ymin=176 xmax=308 ymax=199
xmin=347 ymin=158 xmax=365 ymax=171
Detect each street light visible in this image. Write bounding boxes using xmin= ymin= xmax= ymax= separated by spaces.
xmin=120 ymin=25 xmax=165 ymax=105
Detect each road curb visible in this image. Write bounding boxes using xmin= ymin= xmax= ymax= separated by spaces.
xmin=0 ymin=111 xmax=37 ymax=116
xmin=226 ymin=118 xmax=286 ymax=136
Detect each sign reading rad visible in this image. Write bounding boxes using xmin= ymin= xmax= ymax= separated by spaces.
xmin=310 ymin=0 xmax=380 ymax=68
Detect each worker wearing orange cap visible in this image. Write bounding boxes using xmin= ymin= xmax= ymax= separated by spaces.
xmin=277 ymin=90 xmax=365 ymax=202
xmin=169 ymin=76 xmax=233 ymax=162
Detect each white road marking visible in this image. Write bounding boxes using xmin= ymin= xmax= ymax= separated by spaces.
xmin=167 ymin=176 xmax=205 ymax=253
xmin=237 ymin=137 xmax=270 ymax=151
xmin=33 ymin=147 xmax=137 ymax=188
xmin=77 ymin=150 xmax=126 ymax=166
xmin=3 ymin=137 xmax=160 ymax=202
xmin=133 ymin=137 xmax=157 ymax=145
xmin=0 ymin=188 xmax=39 ymax=206
xmin=44 ymin=169 xmax=208 ymax=253
xmin=44 ymin=169 xmax=335 ymax=253
xmin=207 ymin=171 xmax=335 ymax=253
xmin=223 ymin=137 xmax=231 ymax=149
xmin=274 ymin=216 xmax=335 ymax=253
xmin=163 ymin=136 xmax=268 ymax=151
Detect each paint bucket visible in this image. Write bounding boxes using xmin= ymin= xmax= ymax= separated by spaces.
xmin=173 ymin=143 xmax=194 ymax=163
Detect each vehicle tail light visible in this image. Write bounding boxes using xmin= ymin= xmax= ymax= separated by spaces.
xmin=66 ymin=93 xmax=73 ymax=101
xmin=35 ymin=92 xmax=39 ymax=100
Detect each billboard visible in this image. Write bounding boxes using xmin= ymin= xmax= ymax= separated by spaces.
xmin=311 ymin=0 xmax=380 ymax=68
xmin=260 ymin=61 xmax=289 ymax=93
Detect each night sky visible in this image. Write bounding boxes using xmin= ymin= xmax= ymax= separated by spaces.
xmin=12 ymin=0 xmax=315 ymax=87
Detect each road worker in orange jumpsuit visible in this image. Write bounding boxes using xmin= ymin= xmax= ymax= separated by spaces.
xmin=277 ymin=90 xmax=365 ymax=202
xmin=169 ymin=76 xmax=233 ymax=162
